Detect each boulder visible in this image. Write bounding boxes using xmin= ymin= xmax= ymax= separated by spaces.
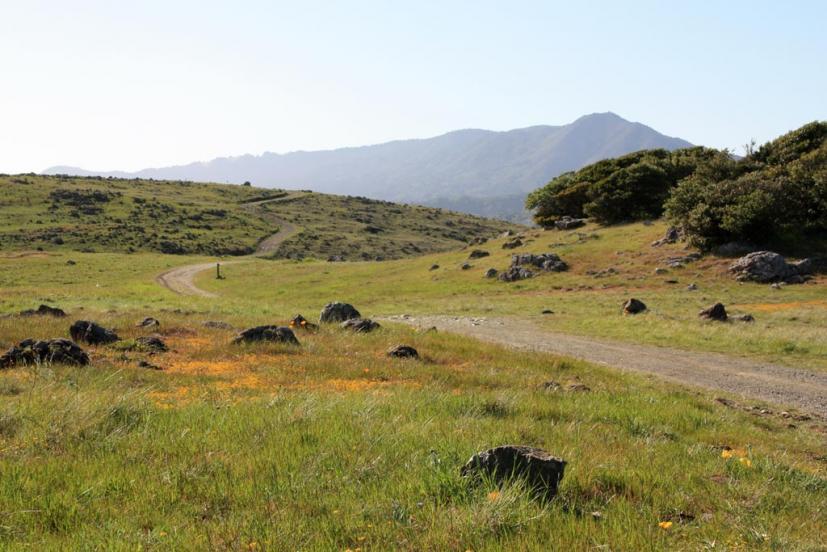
xmin=429 ymin=264 xmax=440 ymax=271
xmin=623 ymin=298 xmax=647 ymax=315
xmin=69 ymin=320 xmax=119 ymax=345
xmin=19 ymin=304 xmax=66 ymax=317
xmin=554 ymin=216 xmax=586 ymax=230
xmin=460 ymin=445 xmax=566 ymax=498
xmin=699 ymin=303 xmax=728 ymax=321
xmin=289 ymin=314 xmax=319 ymax=331
xmin=1 ymin=338 xmax=89 ymax=368
xmin=387 ymin=345 xmax=419 ymax=359
xmin=341 ymin=318 xmax=381 ymax=333
xmin=729 ymin=251 xmax=808 ymax=283
xmin=320 ymin=302 xmax=361 ymax=323
xmin=461 ymin=263 xmax=473 ymax=270
xmin=232 ymin=325 xmax=300 ymax=346
xmin=511 ymin=253 xmax=568 ymax=272
xmin=135 ymin=336 xmax=168 ymax=352
xmin=469 ymin=249 xmax=490 ymax=259
xmin=502 ymin=238 xmax=523 ymax=250
xmin=136 ymin=317 xmax=160 ymax=328
xmin=651 ymin=226 xmax=681 ymax=247
xmin=498 ymin=266 xmax=534 ymax=282
xmin=484 ymin=268 xmax=498 ymax=278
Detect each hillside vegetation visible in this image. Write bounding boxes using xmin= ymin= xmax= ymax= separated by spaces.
xmin=527 ymin=122 xmax=827 ymax=251
xmin=0 ymin=175 xmax=519 ymax=258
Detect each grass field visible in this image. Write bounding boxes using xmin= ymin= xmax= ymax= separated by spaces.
xmin=0 ymin=175 xmax=518 ymax=258
xmin=1 ymin=212 xmax=826 ymax=549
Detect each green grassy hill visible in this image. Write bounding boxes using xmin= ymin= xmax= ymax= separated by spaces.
xmin=0 ymin=175 xmax=520 ymax=258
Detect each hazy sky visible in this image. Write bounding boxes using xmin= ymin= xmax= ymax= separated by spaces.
xmin=1 ymin=0 xmax=825 ymax=173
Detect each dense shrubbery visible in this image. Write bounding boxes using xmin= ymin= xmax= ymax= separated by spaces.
xmin=525 ymin=147 xmax=727 ymax=226
xmin=527 ymin=122 xmax=827 ymax=249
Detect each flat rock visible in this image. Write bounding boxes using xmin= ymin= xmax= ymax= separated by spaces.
xmin=461 ymin=445 xmax=566 ymax=498
xmin=387 ymin=345 xmax=419 ymax=359
xmin=232 ymin=325 xmax=300 ymax=345
xmin=699 ymin=303 xmax=728 ymax=321
xmin=341 ymin=318 xmax=381 ymax=333
xmin=469 ymin=249 xmax=490 ymax=259
xmin=136 ymin=317 xmax=160 ymax=328
xmin=69 ymin=320 xmax=119 ymax=345
xmin=135 ymin=336 xmax=168 ymax=352
xmin=19 ymin=304 xmax=66 ymax=317
xmin=1 ymin=338 xmax=89 ymax=368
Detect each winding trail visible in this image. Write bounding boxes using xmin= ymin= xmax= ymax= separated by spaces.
xmin=384 ymin=315 xmax=827 ymax=418
xmin=154 ymin=194 xmax=301 ymax=297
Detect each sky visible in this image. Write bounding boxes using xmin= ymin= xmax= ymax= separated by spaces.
xmin=0 ymin=0 xmax=825 ymax=174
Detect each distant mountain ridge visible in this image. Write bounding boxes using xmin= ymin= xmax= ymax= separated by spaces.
xmin=46 ymin=112 xmax=692 ymax=221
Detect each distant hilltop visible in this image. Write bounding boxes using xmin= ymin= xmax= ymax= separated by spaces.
xmin=46 ymin=112 xmax=692 ymax=221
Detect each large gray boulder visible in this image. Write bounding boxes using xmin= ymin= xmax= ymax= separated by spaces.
xmin=511 ymin=253 xmax=568 ymax=272
xmin=461 ymin=445 xmax=566 ymax=499
xmin=728 ymin=251 xmax=809 ymax=283
xmin=320 ymin=302 xmax=361 ymax=323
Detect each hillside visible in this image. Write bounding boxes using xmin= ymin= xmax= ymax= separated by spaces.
xmin=45 ymin=113 xmax=692 ymax=221
xmin=0 ymin=175 xmax=520 ymax=258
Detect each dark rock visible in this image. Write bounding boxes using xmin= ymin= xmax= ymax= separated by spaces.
xmin=461 ymin=445 xmax=566 ymax=498
xmin=19 ymin=304 xmax=66 ymax=317
xmin=320 ymin=302 xmax=361 ymax=323
xmin=387 ymin=345 xmax=419 ymax=359
xmin=729 ymin=251 xmax=808 ymax=283
xmin=461 ymin=263 xmax=473 ymax=270
xmin=135 ymin=336 xmax=168 ymax=352
xmin=686 ymin=283 xmax=698 ymax=291
xmin=1 ymin=338 xmax=89 ymax=368
xmin=554 ymin=216 xmax=586 ymax=230
xmin=566 ymin=383 xmax=591 ymax=392
xmin=137 ymin=359 xmax=162 ymax=370
xmin=622 ymin=298 xmax=647 ymax=315
xmin=69 ymin=320 xmax=119 ymax=345
xmin=699 ymin=303 xmax=728 ymax=321
xmin=232 ymin=325 xmax=300 ymax=345
xmin=511 ymin=253 xmax=568 ymax=272
xmin=498 ymin=266 xmax=534 ymax=282
xmin=734 ymin=314 xmax=755 ymax=323
xmin=136 ymin=317 xmax=160 ymax=328
xmin=469 ymin=249 xmax=490 ymax=259
xmin=502 ymin=238 xmax=523 ymax=249
xmin=651 ymin=226 xmax=681 ymax=247
xmin=541 ymin=381 xmax=561 ymax=391
xmin=327 ymin=255 xmax=345 ymax=262
xmin=485 ymin=268 xmax=498 ymax=278
xmin=341 ymin=318 xmax=381 ymax=333
xmin=429 ymin=264 xmax=440 ymax=271
xmin=541 ymin=309 xmax=554 ymax=315
xmin=66 ymin=260 xmax=76 ymax=266
xmin=203 ymin=320 xmax=233 ymax=330
xmin=289 ymin=314 xmax=319 ymax=331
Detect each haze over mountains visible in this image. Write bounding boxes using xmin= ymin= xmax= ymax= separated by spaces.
xmin=46 ymin=112 xmax=692 ymax=221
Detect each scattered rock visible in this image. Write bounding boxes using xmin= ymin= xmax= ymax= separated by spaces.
xmin=1 ymin=338 xmax=89 ymax=368
xmin=729 ymin=251 xmax=811 ymax=284
xmin=686 ymin=283 xmax=698 ymax=291
xmin=511 ymin=253 xmax=568 ymax=272
xmin=69 ymin=320 xmax=119 ymax=345
xmin=541 ymin=309 xmax=554 ymax=315
xmin=623 ymin=298 xmax=647 ymax=315
xmin=498 ymin=266 xmax=534 ymax=282
xmin=469 ymin=250 xmax=490 ymax=259
xmin=699 ymin=303 xmax=728 ymax=322
xmin=341 ymin=318 xmax=381 ymax=333
xmin=502 ymin=238 xmax=523 ymax=249
xmin=484 ymin=268 xmax=498 ymax=278
xmin=135 ymin=336 xmax=168 ymax=352
xmin=541 ymin=381 xmax=561 ymax=391
xmin=654 ymin=267 xmax=668 ymax=275
xmin=734 ymin=314 xmax=755 ymax=323
xmin=554 ymin=216 xmax=587 ymax=230
xmin=203 ymin=320 xmax=233 ymax=330
xmin=461 ymin=263 xmax=473 ymax=270
xmin=66 ymin=259 xmax=76 ymax=266
xmin=320 ymin=302 xmax=361 ymax=323
xmin=566 ymin=383 xmax=591 ymax=392
xmin=289 ymin=314 xmax=319 ymax=331
xmin=461 ymin=445 xmax=566 ymax=498
xmin=137 ymin=359 xmax=162 ymax=370
xmin=429 ymin=264 xmax=440 ymax=271
xmin=19 ymin=304 xmax=66 ymax=317
xmin=387 ymin=345 xmax=419 ymax=359
xmin=232 ymin=325 xmax=300 ymax=345
xmin=136 ymin=317 xmax=160 ymax=328
xmin=651 ymin=226 xmax=681 ymax=247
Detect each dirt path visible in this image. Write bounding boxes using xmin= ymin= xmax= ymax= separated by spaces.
xmin=385 ymin=315 xmax=827 ymax=417
xmin=155 ymin=194 xmax=301 ymax=296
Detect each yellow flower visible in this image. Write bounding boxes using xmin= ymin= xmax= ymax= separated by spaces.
xmin=739 ymin=457 xmax=752 ymax=468
xmin=159 ymin=531 xmax=167 ymax=537
xmin=721 ymin=449 xmax=734 ymax=459
xmin=658 ymin=521 xmax=673 ymax=529
xmin=248 ymin=542 xmax=259 ymax=550
xmin=487 ymin=490 xmax=501 ymax=502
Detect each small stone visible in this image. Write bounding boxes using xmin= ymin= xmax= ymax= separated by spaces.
xmin=320 ymin=302 xmax=361 ymax=323
xmin=135 ymin=336 xmax=168 ymax=352
xmin=461 ymin=263 xmax=473 ymax=270
xmin=687 ymin=283 xmax=698 ymax=291
xmin=429 ymin=264 xmax=440 ymax=271
xmin=136 ymin=317 xmax=160 ymax=328
xmin=541 ymin=309 xmax=554 ymax=315
xmin=289 ymin=314 xmax=318 ymax=331
xmin=203 ymin=320 xmax=233 ymax=330
xmin=461 ymin=445 xmax=566 ymax=498
xmin=566 ymin=383 xmax=591 ymax=392
xmin=469 ymin=250 xmax=490 ymax=259
xmin=341 ymin=318 xmax=381 ymax=333
xmin=232 ymin=325 xmax=300 ymax=345
xmin=734 ymin=314 xmax=755 ymax=323
xmin=623 ymin=298 xmax=647 ymax=315
xmin=69 ymin=320 xmax=119 ymax=345
xmin=484 ymin=268 xmax=498 ymax=278
xmin=699 ymin=303 xmax=728 ymax=322
xmin=387 ymin=345 xmax=419 ymax=359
